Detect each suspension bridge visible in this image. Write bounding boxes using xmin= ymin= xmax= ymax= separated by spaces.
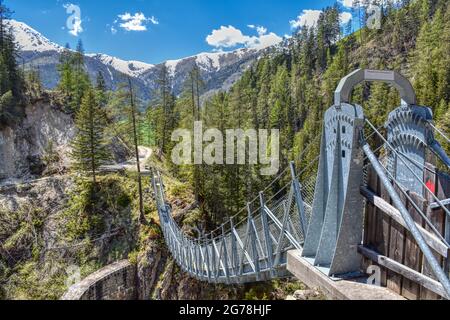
xmin=151 ymin=69 xmax=450 ymax=300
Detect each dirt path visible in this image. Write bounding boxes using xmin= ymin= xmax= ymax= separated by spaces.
xmin=100 ymin=146 xmax=153 ymax=174
xmin=0 ymin=147 xmax=153 ymax=189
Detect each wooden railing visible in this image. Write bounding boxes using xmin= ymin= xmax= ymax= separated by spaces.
xmin=360 ymin=164 xmax=450 ymax=300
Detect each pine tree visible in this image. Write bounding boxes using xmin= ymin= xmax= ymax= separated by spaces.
xmin=0 ymin=0 xmax=12 ymax=53
xmin=185 ymin=64 xmax=205 ymax=203
xmin=187 ymin=64 xmax=205 ymax=122
xmin=315 ymin=6 xmax=341 ymax=72
xmin=0 ymin=1 xmax=21 ymax=97
xmin=437 ymin=102 xmax=450 ymax=156
xmin=0 ymin=89 xmax=13 ymax=125
xmin=411 ymin=5 xmax=449 ymax=113
xmin=256 ymin=59 xmax=272 ymax=130
xmin=71 ymin=40 xmax=90 ymax=112
xmin=345 ymin=18 xmax=353 ymax=36
xmin=2 ymin=29 xmax=22 ymax=98
xmin=24 ymin=66 xmax=43 ymax=98
xmin=74 ymin=40 xmax=85 ymax=73
xmin=57 ymin=44 xmax=74 ymax=100
xmin=269 ymin=64 xmax=292 ymax=169
xmin=127 ymin=77 xmax=146 ymax=223
xmin=56 ymin=40 xmax=91 ymax=113
xmin=95 ymin=71 xmax=108 ymax=108
xmin=0 ymin=53 xmax=8 ymax=96
xmin=146 ymin=103 xmax=161 ymax=147
xmin=322 ymin=40 xmax=349 ymax=106
xmin=155 ymin=64 xmax=174 ymax=154
xmin=70 ymin=88 xmax=111 ymax=183
xmin=201 ymin=93 xmax=229 ymax=222
xmin=0 ymin=0 xmax=24 ymax=126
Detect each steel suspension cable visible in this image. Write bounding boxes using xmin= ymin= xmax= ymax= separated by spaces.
xmin=196 ymin=155 xmax=320 ymax=241
xmin=375 ymin=155 xmax=449 ymax=246
xmin=428 ymin=121 xmax=450 ymax=145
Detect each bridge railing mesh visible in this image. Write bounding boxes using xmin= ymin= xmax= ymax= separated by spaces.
xmin=151 ymin=156 xmax=319 ymax=284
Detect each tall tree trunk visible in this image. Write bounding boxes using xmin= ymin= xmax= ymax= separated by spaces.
xmin=196 ymin=73 xmax=200 ymax=122
xmin=0 ymin=14 xmax=3 ymax=52
xmin=128 ymin=77 xmax=146 ymax=224
xmin=195 ymin=70 xmax=203 ymax=206
xmin=191 ymin=72 xmax=199 ymax=202
xmin=161 ymin=82 xmax=167 ymax=155
xmin=90 ymin=101 xmax=96 ymax=184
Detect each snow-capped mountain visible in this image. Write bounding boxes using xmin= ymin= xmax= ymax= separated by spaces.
xmin=157 ymin=48 xmax=262 ymax=96
xmin=165 ymin=50 xmax=246 ymax=76
xmin=6 ymin=20 xmax=64 ymax=53
xmin=85 ymin=53 xmax=155 ymax=79
xmin=8 ymin=19 xmax=272 ymax=101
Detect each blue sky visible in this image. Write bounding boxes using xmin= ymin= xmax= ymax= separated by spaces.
xmin=5 ymin=0 xmax=355 ymax=64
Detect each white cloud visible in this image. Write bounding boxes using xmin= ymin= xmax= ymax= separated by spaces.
xmin=118 ymin=12 xmax=146 ymax=31
xmin=117 ymin=12 xmax=159 ymax=32
xmin=252 ymin=32 xmax=282 ymax=49
xmin=289 ymin=9 xmax=353 ymax=30
xmin=206 ymin=25 xmax=282 ymax=50
xmin=247 ymin=25 xmax=267 ymax=35
xmin=340 ymin=0 xmax=355 ymax=8
xmin=111 ymin=26 xmax=117 ymax=35
xmin=256 ymin=26 xmax=267 ymax=36
xmin=289 ymin=10 xmax=322 ymax=30
xmin=206 ymin=25 xmax=251 ymax=48
xmin=340 ymin=12 xmax=353 ymax=24
xmin=149 ymin=16 xmax=159 ymax=25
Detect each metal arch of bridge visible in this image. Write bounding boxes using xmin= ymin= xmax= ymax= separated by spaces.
xmin=334 ymin=69 xmax=417 ymax=106
xmin=151 ymin=69 xmax=450 ymax=298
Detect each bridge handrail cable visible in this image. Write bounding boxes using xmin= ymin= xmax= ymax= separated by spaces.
xmin=366 ymin=119 xmax=450 ymax=221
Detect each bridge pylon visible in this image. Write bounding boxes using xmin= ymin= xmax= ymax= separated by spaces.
xmin=301 ymin=90 xmax=365 ymax=277
xmin=296 ymin=69 xmax=450 ymax=299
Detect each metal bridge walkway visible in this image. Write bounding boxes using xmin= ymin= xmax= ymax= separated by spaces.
xmin=151 ymin=162 xmax=316 ymax=284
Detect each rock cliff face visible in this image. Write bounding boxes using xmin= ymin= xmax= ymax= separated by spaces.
xmin=0 ymin=96 xmax=130 ymax=185
xmin=0 ymin=97 xmax=74 ymax=184
xmin=136 ymin=238 xmax=245 ymax=300
xmin=0 ymin=175 xmax=74 ymax=267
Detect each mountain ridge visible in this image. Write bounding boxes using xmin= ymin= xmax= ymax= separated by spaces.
xmin=7 ymin=19 xmax=276 ymax=100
